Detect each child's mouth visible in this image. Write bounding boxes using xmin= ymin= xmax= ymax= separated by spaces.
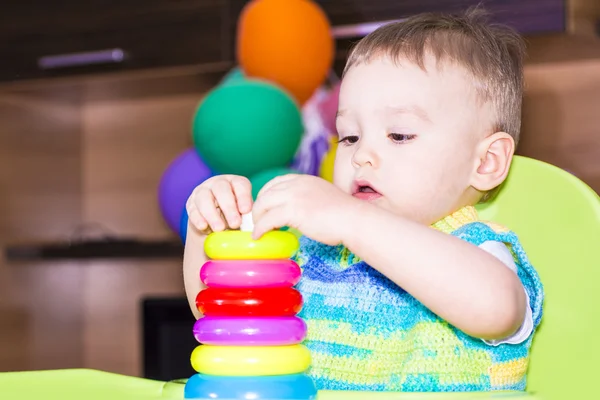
xmin=352 ymin=182 xmax=382 ymax=201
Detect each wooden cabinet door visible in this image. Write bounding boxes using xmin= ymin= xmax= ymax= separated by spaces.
xmin=0 ymin=0 xmax=228 ymax=82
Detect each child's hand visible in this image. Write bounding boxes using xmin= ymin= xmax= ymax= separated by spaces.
xmin=186 ymin=175 xmax=253 ymax=234
xmin=252 ymin=174 xmax=359 ymax=245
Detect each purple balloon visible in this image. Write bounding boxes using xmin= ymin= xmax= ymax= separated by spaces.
xmin=158 ymin=148 xmax=212 ymax=233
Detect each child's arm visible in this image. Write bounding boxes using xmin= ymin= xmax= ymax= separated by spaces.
xmin=183 ymin=224 xmax=208 ymax=320
xmin=343 ymin=202 xmax=527 ymax=341
xmin=251 ymin=174 xmax=525 ymax=341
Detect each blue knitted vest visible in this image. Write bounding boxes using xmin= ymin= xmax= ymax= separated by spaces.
xmin=293 ymin=206 xmax=544 ymax=392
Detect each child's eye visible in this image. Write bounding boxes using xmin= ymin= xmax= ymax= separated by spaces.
xmin=389 ymin=133 xmax=416 ymax=143
xmin=338 ymin=135 xmax=359 ymax=145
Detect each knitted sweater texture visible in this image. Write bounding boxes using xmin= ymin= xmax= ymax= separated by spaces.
xmin=294 ymin=206 xmax=544 ymax=392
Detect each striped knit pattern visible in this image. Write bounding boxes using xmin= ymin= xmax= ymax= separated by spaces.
xmin=293 ymin=206 xmax=543 ymax=392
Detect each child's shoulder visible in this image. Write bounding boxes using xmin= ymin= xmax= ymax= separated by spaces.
xmin=456 ymin=220 xmax=544 ymax=326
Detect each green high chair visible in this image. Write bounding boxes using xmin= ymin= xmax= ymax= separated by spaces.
xmin=475 ymin=155 xmax=600 ymax=400
xmin=2 ymin=155 xmax=599 ymax=400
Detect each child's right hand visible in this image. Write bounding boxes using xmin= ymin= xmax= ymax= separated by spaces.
xmin=186 ymin=175 xmax=253 ymax=234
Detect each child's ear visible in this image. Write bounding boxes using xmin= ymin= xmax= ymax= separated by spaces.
xmin=470 ymin=132 xmax=515 ymax=192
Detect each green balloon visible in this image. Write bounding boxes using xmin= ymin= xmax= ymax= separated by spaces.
xmin=250 ymin=167 xmax=298 ymax=200
xmin=220 ymin=67 xmax=245 ymax=86
xmin=192 ymin=79 xmax=304 ymax=177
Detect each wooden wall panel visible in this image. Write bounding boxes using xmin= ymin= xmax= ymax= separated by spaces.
xmin=521 ymin=59 xmax=600 ymax=191
xmin=81 ymin=93 xmax=194 ymax=236
xmin=0 ymin=307 xmax=30 ymax=372
xmin=0 ymin=72 xmax=224 ymax=376
xmin=568 ymin=0 xmax=600 ymax=35
xmin=78 ymin=76 xmax=211 ymax=376
xmin=0 ymin=89 xmax=84 ymax=371
xmin=81 ymin=260 xmax=184 ymax=376
xmin=0 ymin=90 xmax=82 ymax=241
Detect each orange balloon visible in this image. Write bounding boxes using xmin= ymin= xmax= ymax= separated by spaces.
xmin=237 ymin=0 xmax=334 ymax=105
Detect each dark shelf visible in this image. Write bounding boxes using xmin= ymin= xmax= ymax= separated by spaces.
xmin=4 ymin=238 xmax=184 ymax=261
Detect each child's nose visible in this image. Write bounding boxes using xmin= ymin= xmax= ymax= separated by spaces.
xmin=351 ymin=142 xmax=378 ymax=168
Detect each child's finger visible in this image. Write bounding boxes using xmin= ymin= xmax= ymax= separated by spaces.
xmin=252 ymin=206 xmax=288 ymax=240
xmin=186 ymin=194 xmax=209 ymax=231
xmin=186 ymin=203 xmax=209 ymax=232
xmin=197 ymin=188 xmax=226 ymax=232
xmin=256 ymin=174 xmax=298 ymax=200
xmin=252 ymin=184 xmax=288 ymax=223
xmin=230 ymin=176 xmax=253 ymax=214
xmin=212 ymin=180 xmax=242 ymax=229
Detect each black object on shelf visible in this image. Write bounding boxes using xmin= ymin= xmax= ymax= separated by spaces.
xmin=142 ymin=297 xmax=198 ymax=382
xmin=4 ymin=238 xmax=184 ymax=261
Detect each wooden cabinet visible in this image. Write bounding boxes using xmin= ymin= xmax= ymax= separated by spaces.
xmin=318 ymin=0 xmax=567 ymax=73
xmin=315 ymin=0 xmax=565 ymax=33
xmin=0 ymin=0 xmax=566 ymax=84
xmin=0 ymin=0 xmax=228 ymax=82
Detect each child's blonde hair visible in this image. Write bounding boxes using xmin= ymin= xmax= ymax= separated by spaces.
xmin=343 ymin=8 xmax=526 ymax=145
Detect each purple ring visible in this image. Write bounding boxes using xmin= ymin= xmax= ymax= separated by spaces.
xmin=193 ymin=316 xmax=307 ymax=346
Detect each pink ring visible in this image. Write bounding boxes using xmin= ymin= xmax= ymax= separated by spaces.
xmin=200 ymin=259 xmax=301 ymax=288
xmin=193 ymin=316 xmax=307 ymax=345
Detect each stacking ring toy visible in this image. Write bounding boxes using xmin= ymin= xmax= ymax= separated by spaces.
xmin=204 ymin=230 xmax=299 ymax=260
xmin=196 ymin=287 xmax=302 ymax=316
xmin=193 ymin=316 xmax=307 ymax=345
xmin=191 ymin=344 xmax=311 ymax=376
xmin=200 ymin=259 xmax=301 ymax=288
xmin=184 ymin=373 xmax=317 ymax=400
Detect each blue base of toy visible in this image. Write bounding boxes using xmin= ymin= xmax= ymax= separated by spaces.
xmin=184 ymin=373 xmax=317 ymax=399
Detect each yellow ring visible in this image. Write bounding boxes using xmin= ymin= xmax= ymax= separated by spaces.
xmin=191 ymin=344 xmax=311 ymax=376
xmin=204 ymin=230 xmax=299 ymax=260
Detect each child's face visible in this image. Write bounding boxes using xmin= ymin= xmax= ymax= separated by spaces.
xmin=334 ymin=55 xmax=493 ymax=224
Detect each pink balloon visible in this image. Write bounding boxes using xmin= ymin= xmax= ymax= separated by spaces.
xmin=317 ymin=82 xmax=340 ymax=135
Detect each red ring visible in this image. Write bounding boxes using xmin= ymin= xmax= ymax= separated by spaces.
xmin=196 ymin=287 xmax=303 ymax=317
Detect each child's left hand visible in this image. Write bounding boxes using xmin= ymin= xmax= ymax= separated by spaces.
xmin=252 ymin=174 xmax=358 ymax=245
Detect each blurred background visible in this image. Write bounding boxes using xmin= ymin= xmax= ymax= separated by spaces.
xmin=0 ymin=0 xmax=598 ymax=382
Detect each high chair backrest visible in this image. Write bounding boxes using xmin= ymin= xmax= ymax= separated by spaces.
xmin=476 ymin=155 xmax=600 ymax=400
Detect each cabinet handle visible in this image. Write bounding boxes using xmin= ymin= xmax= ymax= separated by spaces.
xmin=332 ymin=20 xmax=402 ymax=39
xmin=38 ymin=48 xmax=126 ymax=70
